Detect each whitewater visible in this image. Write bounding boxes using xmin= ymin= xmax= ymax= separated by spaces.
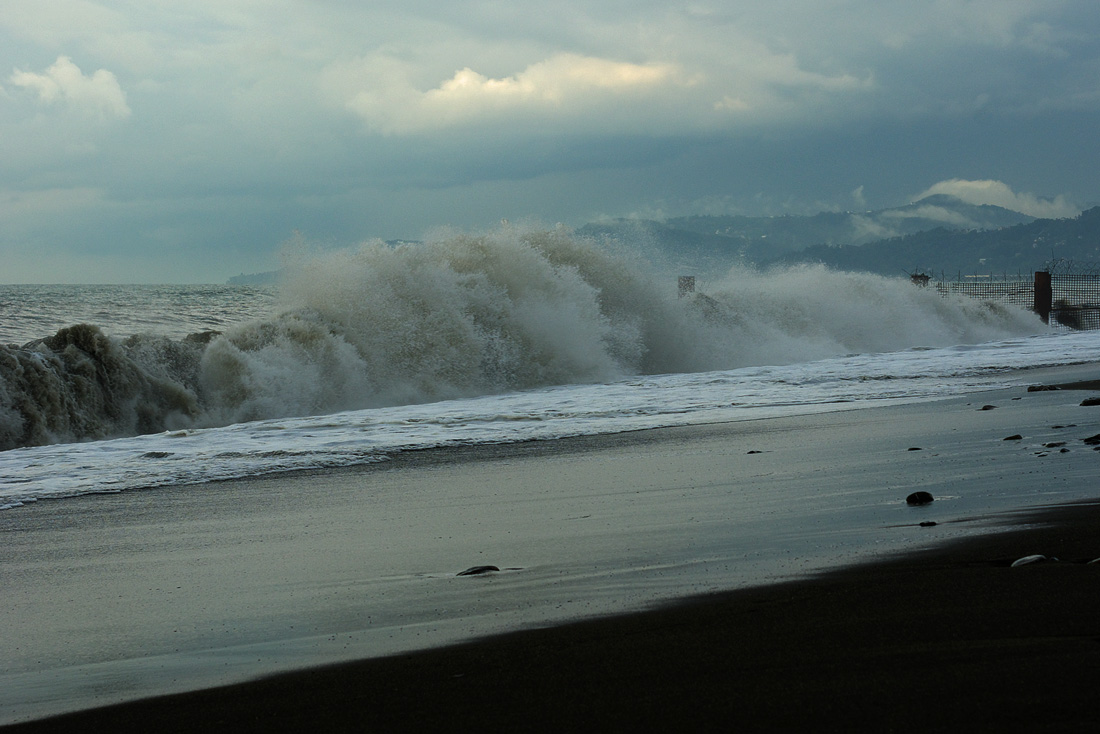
xmin=3 ymin=227 xmax=1098 ymax=510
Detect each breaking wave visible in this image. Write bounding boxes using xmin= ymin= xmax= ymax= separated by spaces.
xmin=0 ymin=227 xmax=1041 ymax=450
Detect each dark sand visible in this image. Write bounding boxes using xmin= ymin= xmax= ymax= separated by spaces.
xmin=7 ymin=500 xmax=1099 ymax=733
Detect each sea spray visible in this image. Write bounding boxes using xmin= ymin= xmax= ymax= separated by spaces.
xmin=0 ymin=227 xmax=1043 ymax=450
xmin=0 ymin=325 xmax=203 ymax=449
xmin=697 ymin=264 xmax=1040 ymax=365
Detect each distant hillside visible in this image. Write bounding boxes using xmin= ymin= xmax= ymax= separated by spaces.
xmin=766 ymin=206 xmax=1100 ymax=277
xmin=576 ymin=194 xmax=1038 ymax=275
xmin=226 ymin=201 xmax=1089 ymax=286
xmin=668 ymin=195 xmax=1033 ymax=255
xmin=227 ymin=270 xmax=281 ymax=285
xmin=578 ymin=195 xmax=1036 ymax=272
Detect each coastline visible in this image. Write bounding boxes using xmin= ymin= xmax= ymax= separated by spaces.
xmin=3 ymin=364 xmax=1100 ymax=728
xmin=7 ymin=500 xmax=1100 ymax=732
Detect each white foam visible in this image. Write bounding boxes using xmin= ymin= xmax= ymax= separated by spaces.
xmin=192 ymin=230 xmax=1043 ymax=426
xmin=4 ymin=329 xmax=1100 ymax=508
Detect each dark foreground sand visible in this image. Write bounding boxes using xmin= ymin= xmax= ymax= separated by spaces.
xmin=7 ymin=499 xmax=1099 ymax=733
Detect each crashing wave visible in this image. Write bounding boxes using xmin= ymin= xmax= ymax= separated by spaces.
xmin=0 ymin=227 xmax=1041 ymax=450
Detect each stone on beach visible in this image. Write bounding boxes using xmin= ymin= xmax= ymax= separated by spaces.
xmin=457 ymin=565 xmax=500 ymax=576
xmin=1010 ymin=554 xmax=1056 ymax=567
xmin=906 ymin=491 xmax=934 ymax=506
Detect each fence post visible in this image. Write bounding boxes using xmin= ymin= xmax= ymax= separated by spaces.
xmin=1034 ymin=271 xmax=1052 ymax=323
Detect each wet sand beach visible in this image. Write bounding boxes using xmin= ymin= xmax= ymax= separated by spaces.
xmin=4 ymin=365 xmax=1100 ymax=730
xmin=8 ymin=500 xmax=1100 ymax=733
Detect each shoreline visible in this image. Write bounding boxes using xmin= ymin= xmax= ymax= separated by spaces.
xmin=4 ymin=366 xmax=1100 ymax=728
xmin=7 ymin=498 xmax=1100 ymax=732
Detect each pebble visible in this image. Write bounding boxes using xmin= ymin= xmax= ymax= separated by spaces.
xmin=1010 ymin=554 xmax=1056 ymax=567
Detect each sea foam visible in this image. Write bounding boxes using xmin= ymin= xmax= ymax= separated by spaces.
xmin=0 ymin=226 xmax=1042 ymax=451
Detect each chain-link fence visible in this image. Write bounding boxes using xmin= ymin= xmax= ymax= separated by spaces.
xmin=1049 ymin=274 xmax=1100 ymax=330
xmin=933 ymin=277 xmax=1035 ymax=310
xmin=920 ymin=264 xmax=1100 ymax=330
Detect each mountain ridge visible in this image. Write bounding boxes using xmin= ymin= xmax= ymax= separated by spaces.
xmin=578 ymin=195 xmax=1097 ymax=277
xmin=765 ymin=205 xmax=1100 ymax=277
xmin=228 ymin=196 xmax=1097 ymax=284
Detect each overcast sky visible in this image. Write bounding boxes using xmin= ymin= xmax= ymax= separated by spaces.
xmin=2 ymin=1 xmax=1099 ymax=283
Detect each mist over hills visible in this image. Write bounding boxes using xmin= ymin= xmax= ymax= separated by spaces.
xmin=766 ymin=206 xmax=1100 ymax=278
xmin=579 ymin=195 xmax=1099 ymax=278
xmin=229 ymin=195 xmax=1097 ymax=285
xmin=668 ymin=195 xmax=1035 ymax=253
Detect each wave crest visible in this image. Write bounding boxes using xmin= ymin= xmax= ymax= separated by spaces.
xmin=0 ymin=324 xmax=201 ymax=449
xmin=0 ymin=227 xmax=1042 ymax=450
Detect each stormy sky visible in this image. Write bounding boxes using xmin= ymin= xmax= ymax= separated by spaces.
xmin=2 ymin=1 xmax=1098 ymax=283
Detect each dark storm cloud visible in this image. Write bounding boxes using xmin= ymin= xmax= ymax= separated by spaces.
xmin=1 ymin=1 xmax=1097 ymax=281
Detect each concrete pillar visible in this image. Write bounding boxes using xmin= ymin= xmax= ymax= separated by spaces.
xmin=1034 ymin=271 xmax=1052 ymax=324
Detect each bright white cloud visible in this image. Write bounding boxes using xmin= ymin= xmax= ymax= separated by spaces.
xmin=915 ymin=179 xmax=1080 ymax=219
xmin=9 ymin=55 xmax=130 ymax=119
xmin=330 ymin=43 xmax=874 ymax=136
xmin=332 ymin=53 xmax=692 ymax=134
xmin=432 ymin=55 xmax=681 ymax=102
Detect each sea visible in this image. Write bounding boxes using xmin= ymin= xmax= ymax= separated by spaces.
xmin=4 ymin=228 xmax=1100 ymax=511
